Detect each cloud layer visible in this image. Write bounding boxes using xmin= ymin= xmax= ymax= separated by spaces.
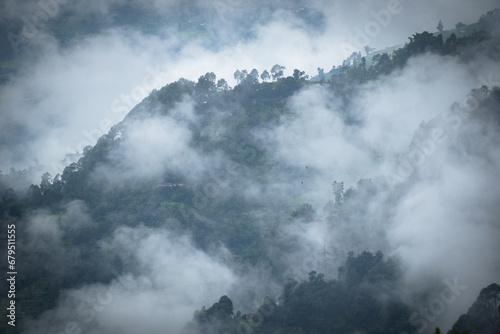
xmin=23 ymin=225 xmax=238 ymax=334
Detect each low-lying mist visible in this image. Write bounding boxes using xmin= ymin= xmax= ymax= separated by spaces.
xmin=1 ymin=1 xmax=499 ymax=334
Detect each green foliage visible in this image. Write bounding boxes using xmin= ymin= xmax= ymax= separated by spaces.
xmin=205 ymin=295 xmax=234 ymax=319
xmin=156 ymin=80 xmax=195 ymax=107
xmin=278 ymin=252 xmax=410 ymax=333
xmin=6 ymin=82 xmax=499 ymax=332
xmin=189 ymin=252 xmax=413 ymax=333
xmin=2 ymin=16 xmax=499 ymax=332
xmin=184 ymin=296 xmax=237 ymax=334
xmin=319 ymin=25 xmax=491 ymax=85
xmin=478 ymin=8 xmax=500 ymax=31
xmin=271 ymin=64 xmax=286 ymax=81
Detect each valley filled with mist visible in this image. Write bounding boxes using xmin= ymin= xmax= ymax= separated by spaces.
xmin=1 ymin=1 xmax=500 ymax=334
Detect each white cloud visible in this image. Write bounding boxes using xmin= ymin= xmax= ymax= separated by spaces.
xmin=24 ymin=226 xmax=238 ymax=334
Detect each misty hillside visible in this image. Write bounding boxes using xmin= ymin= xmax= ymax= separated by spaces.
xmin=1 ymin=2 xmax=500 ymax=334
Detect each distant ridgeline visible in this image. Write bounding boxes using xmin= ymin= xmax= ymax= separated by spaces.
xmin=311 ymin=8 xmax=500 ymax=83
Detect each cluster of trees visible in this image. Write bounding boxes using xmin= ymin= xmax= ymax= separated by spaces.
xmin=0 ymin=63 xmax=315 ymax=329
xmin=185 ymin=250 xmax=498 ymax=333
xmin=478 ymin=8 xmax=500 ymax=31
xmin=317 ymin=29 xmax=490 ymax=88
xmin=184 ymin=251 xmax=414 ymax=333
xmin=233 ymin=65 xmax=307 ymax=85
xmin=316 ymin=8 xmax=500 ymax=86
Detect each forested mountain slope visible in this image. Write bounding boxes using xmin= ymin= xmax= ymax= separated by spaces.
xmin=1 ymin=11 xmax=500 ymax=334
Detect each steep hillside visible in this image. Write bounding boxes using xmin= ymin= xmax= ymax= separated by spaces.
xmin=0 ymin=10 xmax=499 ymax=334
